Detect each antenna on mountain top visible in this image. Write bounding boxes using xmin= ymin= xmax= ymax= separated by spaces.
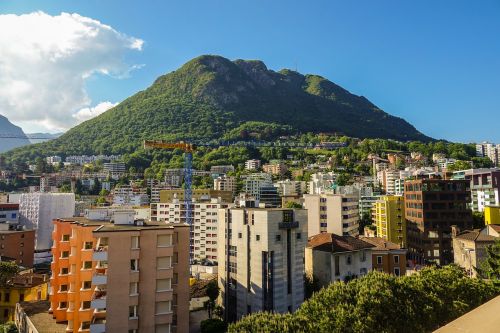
xmin=294 ymin=60 xmax=298 ymax=72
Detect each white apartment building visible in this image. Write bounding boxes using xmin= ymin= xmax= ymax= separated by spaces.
xmin=377 ymin=169 xmax=400 ymax=194
xmin=153 ymin=198 xmax=231 ymax=263
xmin=308 ymin=172 xmax=337 ymax=195
xmin=245 ymin=159 xmax=261 ymax=171
xmin=274 ymin=180 xmax=306 ymax=196
xmin=303 ymin=194 xmax=359 ymax=237
xmin=243 ymin=173 xmax=273 ymax=200
xmin=476 ymin=142 xmax=500 ymax=166
xmin=218 ymin=207 xmax=307 ymax=321
xmin=210 ymin=165 xmax=235 ymax=174
xmin=214 ymin=176 xmax=237 ymax=195
xmin=19 ymin=192 xmax=75 ymax=263
xmin=112 ymin=185 xmax=149 ymax=206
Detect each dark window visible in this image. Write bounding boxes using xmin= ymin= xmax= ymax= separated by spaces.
xmin=275 ymin=234 xmax=281 ymax=242
xmin=296 ymin=232 xmax=301 ymax=240
xmin=19 ymin=294 xmax=24 ymax=302
xmin=256 ymin=235 xmax=260 ymax=241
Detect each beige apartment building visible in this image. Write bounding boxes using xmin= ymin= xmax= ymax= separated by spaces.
xmin=303 ymin=194 xmax=359 ymax=237
xmin=213 ymin=176 xmax=237 ymax=196
xmin=218 ymin=207 xmax=307 ymax=322
xmin=50 ymin=211 xmax=190 ymax=333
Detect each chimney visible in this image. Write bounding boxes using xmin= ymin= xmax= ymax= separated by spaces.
xmin=451 ymin=225 xmax=460 ymax=238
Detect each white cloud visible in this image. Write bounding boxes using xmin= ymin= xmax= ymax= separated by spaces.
xmin=72 ymin=101 xmax=118 ymax=122
xmin=0 ymin=11 xmax=143 ymax=132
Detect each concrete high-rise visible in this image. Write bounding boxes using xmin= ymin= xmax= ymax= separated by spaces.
xmin=303 ymin=194 xmax=359 ymax=237
xmin=218 ymin=207 xmax=307 ymax=321
xmin=19 ymin=193 xmax=75 ymax=263
xmin=405 ymin=179 xmax=473 ymax=265
xmin=372 ymin=195 xmax=406 ymax=247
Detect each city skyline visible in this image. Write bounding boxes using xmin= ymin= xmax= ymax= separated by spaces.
xmin=1 ymin=1 xmax=499 ymax=142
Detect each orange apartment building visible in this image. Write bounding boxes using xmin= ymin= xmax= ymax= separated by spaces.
xmin=360 ymin=237 xmax=408 ymax=276
xmin=50 ymin=211 xmax=190 ymax=333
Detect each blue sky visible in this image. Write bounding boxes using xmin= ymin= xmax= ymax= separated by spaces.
xmin=1 ymin=0 xmax=499 ymax=142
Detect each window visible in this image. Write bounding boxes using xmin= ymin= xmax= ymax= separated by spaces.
xmin=130 ymin=282 xmax=138 ymax=295
xmin=129 ymin=305 xmax=138 ymax=319
xmin=84 ymin=241 xmax=93 ymax=250
xmin=256 ymin=235 xmax=260 ymax=241
xmin=156 ymin=301 xmax=172 ymax=314
xmin=394 ymin=267 xmax=401 ymax=276
xmin=335 ymin=256 xmax=340 ymax=276
xmin=394 ymin=255 xmax=399 ymax=264
xmin=82 ymin=281 xmax=92 ymax=290
xmin=82 ymin=261 xmax=92 ymax=270
xmin=156 ymin=278 xmax=172 ymax=292
xmin=157 ymin=234 xmax=172 ymax=247
xmin=131 ymin=236 xmax=140 ymax=249
xmin=130 ymin=259 xmax=139 ymax=271
xmin=360 ymin=268 xmax=367 ymax=275
xmin=155 ymin=324 xmax=171 ymax=333
xmin=275 ymin=234 xmax=281 ymax=242
xmin=173 ymin=252 xmax=178 ymax=264
xmin=60 ymin=285 xmax=68 ymax=292
xmin=62 ymin=234 xmax=70 ymax=241
xmin=4 ymin=293 xmax=9 ymax=302
xmin=360 ymin=251 xmax=366 ymax=262
xmin=346 ymin=255 xmax=352 ymax=265
xmin=81 ymin=322 xmax=90 ymax=330
xmin=59 ymin=301 xmax=67 ymax=309
xmin=296 ymin=232 xmax=302 ymax=240
xmin=157 ymin=256 xmax=172 ymax=269
xmin=376 ymin=256 xmax=383 ymax=265
xmin=238 ymin=232 xmax=242 ymax=239
xmin=81 ymin=301 xmax=91 ymax=310
xmin=61 ymin=251 xmax=69 ymax=258
xmin=61 ymin=268 xmax=69 ymax=275
xmin=19 ymin=294 xmax=24 ymax=302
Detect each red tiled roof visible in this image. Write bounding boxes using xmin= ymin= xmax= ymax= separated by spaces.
xmin=308 ymin=233 xmax=375 ymax=253
xmin=456 ymin=229 xmax=497 ymax=242
xmin=359 ymin=236 xmax=402 ymax=250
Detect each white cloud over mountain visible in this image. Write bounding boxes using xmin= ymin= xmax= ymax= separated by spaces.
xmin=0 ymin=11 xmax=143 ymax=132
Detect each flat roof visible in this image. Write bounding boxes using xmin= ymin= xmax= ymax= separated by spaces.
xmin=18 ymin=301 xmax=67 ymax=333
xmin=55 ymin=217 xmax=188 ymax=232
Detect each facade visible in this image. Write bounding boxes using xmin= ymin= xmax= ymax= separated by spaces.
xmin=476 ymin=142 xmax=500 ymax=166
xmin=152 ymin=198 xmax=231 ymax=263
xmin=0 ymin=228 xmax=35 ymax=267
xmin=405 ymin=179 xmax=473 ymax=265
xmin=469 ymin=169 xmax=500 ymax=212
xmin=213 ymin=176 xmax=237 ymax=196
xmin=0 ymin=271 xmax=48 ymax=323
xmin=244 ymin=159 xmax=261 ymax=171
xmin=112 ymin=185 xmax=149 ymax=206
xmin=485 ymin=206 xmax=500 ymax=225
xmin=308 ymin=172 xmax=336 ymax=195
xmin=372 ymin=195 xmax=406 ymax=247
xmin=452 ymin=226 xmax=497 ymax=277
xmin=359 ymin=195 xmax=381 ymax=219
xmin=50 ymin=214 xmax=190 ymax=333
xmin=377 ymin=169 xmax=400 ymax=195
xmin=218 ymin=208 xmax=307 ymax=321
xmin=262 ymin=161 xmax=288 ymax=176
xmin=305 ymin=233 xmax=373 ymax=286
xmin=151 ymin=186 xmax=174 ymax=204
xmin=0 ymin=203 xmax=19 ymax=224
xmin=274 ymin=180 xmax=306 ymax=197
xmin=102 ymin=162 xmax=126 ymax=173
xmin=303 ymin=194 xmax=359 ymax=237
xmin=360 ymin=237 xmax=407 ymax=276
xmin=158 ymin=189 xmax=232 ymax=204
xmin=19 ymin=193 xmax=75 ymax=263
xmin=210 ymin=165 xmax=235 ymax=175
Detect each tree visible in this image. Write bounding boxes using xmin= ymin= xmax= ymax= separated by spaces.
xmin=359 ymin=212 xmax=373 ymax=235
xmin=472 ymin=211 xmax=485 ymax=229
xmin=0 ymin=262 xmax=19 ymax=286
xmin=447 ymin=160 xmax=472 ymax=172
xmin=285 ymin=202 xmax=303 ymax=209
xmin=59 ymin=183 xmax=72 ymax=193
xmin=304 ymin=273 xmax=321 ymax=300
xmin=476 ymin=239 xmax=500 ymax=286
xmin=200 ymin=318 xmax=227 ymax=333
xmin=228 ymin=266 xmax=499 ymax=333
xmin=0 ymin=322 xmax=17 ymax=333
xmin=204 ymin=280 xmax=220 ymax=319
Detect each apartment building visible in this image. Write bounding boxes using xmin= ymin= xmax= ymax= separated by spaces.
xmin=0 ymin=271 xmax=48 ymax=323
xmin=218 ymin=208 xmax=307 ymax=321
xmin=244 ymin=159 xmax=261 ymax=171
xmin=112 ymin=185 xmax=149 ymax=206
xmin=274 ymin=180 xmax=306 ymax=197
xmin=405 ymin=179 xmax=473 ymax=265
xmin=359 ymin=195 xmax=381 ymax=219
xmin=372 ymin=195 xmax=406 ymax=247
xmin=452 ymin=226 xmax=497 ymax=277
xmin=377 ymin=169 xmax=400 ymax=194
xmin=308 ymin=172 xmax=336 ymax=195
xmin=306 ymin=233 xmax=373 ymax=286
xmin=360 ymin=237 xmax=407 ymax=276
xmin=485 ymin=206 xmax=500 ymax=225
xmin=0 ymin=227 xmax=35 ymax=267
xmin=303 ymin=194 xmax=359 ymax=237
xmin=262 ymin=161 xmax=288 ymax=176
xmin=242 ymin=173 xmax=280 ymax=207
xmin=210 ymin=165 xmax=235 ymax=175
xmin=469 ymin=169 xmax=500 ymax=212
xmin=19 ymin=193 xmax=75 ymax=263
xmin=50 ymin=213 xmax=190 ymax=333
xmin=476 ymin=142 xmax=500 ymax=166
xmin=0 ymin=203 xmax=19 ymax=224
xmin=213 ymin=176 xmax=237 ymax=196
xmin=157 ymin=189 xmax=232 ymax=204
xmin=152 ymin=198 xmax=231 ymax=263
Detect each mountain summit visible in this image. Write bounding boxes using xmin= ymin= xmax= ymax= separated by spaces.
xmin=0 ymin=115 xmax=30 ymax=153
xmin=3 ymin=55 xmax=430 ymax=156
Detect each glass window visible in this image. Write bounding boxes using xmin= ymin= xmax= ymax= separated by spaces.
xmin=62 ymin=234 xmax=70 ymax=242
xmin=377 ymin=256 xmax=383 ymax=265
xmin=131 ymin=236 xmax=140 ymax=249
xmin=82 ymin=261 xmax=92 ymax=270
xmin=394 ymin=255 xmax=399 ymax=264
xmin=82 ymin=281 xmax=92 ymax=290
xmin=130 ymin=259 xmax=139 ymax=271
xmin=156 ymin=278 xmax=172 ymax=292
xmin=130 ymin=282 xmax=138 ymax=295
xmin=81 ymin=301 xmax=91 ymax=309
xmin=84 ymin=241 xmax=93 ymax=250
xmin=129 ymin=305 xmax=138 ymax=318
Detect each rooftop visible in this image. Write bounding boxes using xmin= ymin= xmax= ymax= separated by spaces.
xmin=359 ymin=237 xmax=403 ymax=250
xmin=308 ymin=233 xmax=375 ymax=253
xmin=18 ymin=301 xmax=67 ymax=333
xmin=55 ymin=217 xmax=189 ymax=232
xmin=455 ymin=229 xmax=497 ymax=242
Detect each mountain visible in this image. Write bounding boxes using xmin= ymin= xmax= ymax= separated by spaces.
xmin=2 ymin=55 xmax=431 ymax=158
xmin=27 ymin=132 xmax=64 ymax=144
xmin=0 ymin=115 xmax=31 ymax=153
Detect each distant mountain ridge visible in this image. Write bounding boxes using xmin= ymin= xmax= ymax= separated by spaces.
xmin=0 ymin=115 xmax=31 ymax=153
xmin=27 ymin=132 xmax=64 ymax=144
xmin=2 ymin=55 xmax=431 ymax=158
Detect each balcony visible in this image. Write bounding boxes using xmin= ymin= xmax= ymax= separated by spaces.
xmin=278 ymin=221 xmax=299 ymax=229
xmin=91 ymin=289 xmax=107 ymax=309
xmin=90 ymin=318 xmax=106 ymax=333
xmin=93 ymin=244 xmax=108 ymax=261
xmin=92 ymin=273 xmax=107 ymax=285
